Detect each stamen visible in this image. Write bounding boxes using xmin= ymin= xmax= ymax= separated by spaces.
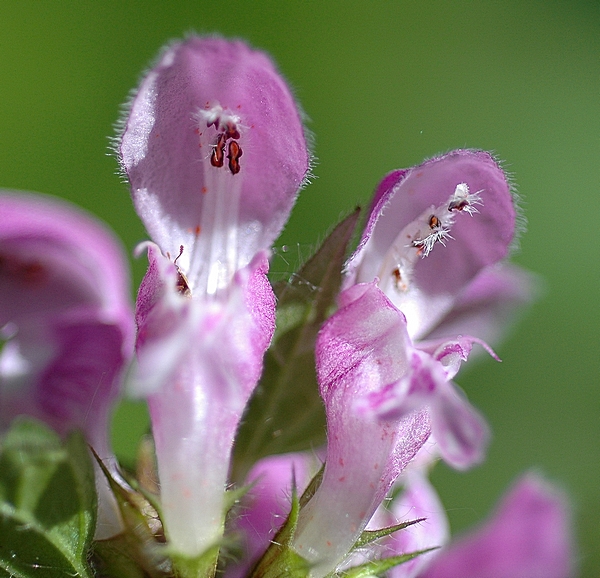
xmin=378 ymin=183 xmax=485 ymax=297
xmin=227 ymin=141 xmax=243 ymax=175
xmin=187 ymin=103 xmax=245 ymax=296
xmin=197 ymin=103 xmax=243 ymax=176
xmin=173 ymin=245 xmax=191 ymax=297
xmin=210 ymin=133 xmax=227 ymax=168
xmin=448 ymin=183 xmax=483 ymax=215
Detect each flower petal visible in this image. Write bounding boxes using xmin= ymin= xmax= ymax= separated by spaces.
xmin=360 ymin=349 xmax=489 ymax=471
xmin=293 ymin=283 xmax=431 ymax=577
xmin=420 ymin=474 xmax=573 ymax=578
xmin=424 ymin=263 xmax=539 ymax=347
xmin=347 ymin=150 xmax=516 ymax=340
xmin=430 ymin=381 xmax=489 ymax=470
xmin=388 ymin=473 xmax=449 ymax=578
xmin=225 ymin=452 xmax=319 ymax=578
xmin=120 ymin=36 xmax=310 ymax=290
xmin=0 ymin=190 xmax=134 ymax=538
xmin=138 ymin=252 xmax=276 ymax=556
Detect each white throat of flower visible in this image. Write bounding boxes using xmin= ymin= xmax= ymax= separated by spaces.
xmin=183 ymin=102 xmax=246 ymax=297
xmin=377 ymin=182 xmax=483 ymax=314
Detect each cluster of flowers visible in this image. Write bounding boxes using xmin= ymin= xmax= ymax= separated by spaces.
xmin=0 ymin=37 xmax=573 ymax=577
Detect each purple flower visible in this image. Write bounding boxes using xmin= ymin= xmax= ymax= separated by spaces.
xmin=290 ymin=151 xmax=533 ymax=574
xmin=119 ymin=37 xmax=310 ymax=557
xmin=0 ymin=191 xmax=134 ymax=538
xmin=292 ymin=283 xmax=431 ymax=577
xmin=225 ymin=452 xmax=319 ymax=578
xmin=344 ymin=150 xmax=533 ymax=470
xmin=392 ymin=473 xmax=573 ymax=578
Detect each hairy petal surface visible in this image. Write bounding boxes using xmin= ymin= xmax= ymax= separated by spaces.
xmin=347 ymin=150 xmax=517 ymax=341
xmin=120 ymin=36 xmax=310 ymax=294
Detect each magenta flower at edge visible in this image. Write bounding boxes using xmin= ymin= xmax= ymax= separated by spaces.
xmin=0 ymin=191 xmax=134 ymax=538
xmin=119 ymin=37 xmax=310 ymax=557
xmin=390 ymin=473 xmax=573 ymax=578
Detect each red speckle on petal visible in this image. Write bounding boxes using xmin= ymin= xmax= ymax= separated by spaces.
xmin=338 ymin=476 xmax=346 ymax=482
xmin=339 ymin=458 xmax=345 ymax=466
xmin=0 ymin=255 xmax=47 ymax=286
xmin=201 ymin=186 xmax=208 ymax=194
xmin=373 ymin=463 xmax=379 ymax=470
xmin=326 ymin=541 xmax=332 ymax=547
xmin=20 ymin=262 xmax=46 ymax=285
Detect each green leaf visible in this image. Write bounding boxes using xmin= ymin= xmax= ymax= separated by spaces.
xmin=233 ymin=208 xmax=361 ymax=481
xmin=335 ymin=548 xmax=437 ymax=578
xmin=248 ymin=486 xmax=310 ymax=578
xmin=0 ymin=418 xmax=96 ymax=578
xmin=351 ymin=518 xmax=426 ymax=551
xmin=90 ymin=447 xmax=168 ymax=578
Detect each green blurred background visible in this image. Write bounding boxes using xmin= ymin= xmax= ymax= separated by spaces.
xmin=1 ymin=1 xmax=598 ymax=575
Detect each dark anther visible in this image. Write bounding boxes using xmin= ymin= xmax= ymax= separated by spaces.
xmin=448 ymin=199 xmax=468 ymax=212
xmin=210 ymin=133 xmax=227 ymax=168
xmin=224 ymin=121 xmax=240 ymax=140
xmin=428 ymin=214 xmax=441 ymax=229
xmin=228 ymin=141 xmax=243 ymax=175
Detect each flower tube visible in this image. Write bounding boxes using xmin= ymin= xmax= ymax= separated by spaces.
xmin=0 ymin=191 xmax=134 ymax=538
xmin=292 ymin=283 xmax=431 ymax=577
xmin=119 ymin=36 xmax=310 ymax=558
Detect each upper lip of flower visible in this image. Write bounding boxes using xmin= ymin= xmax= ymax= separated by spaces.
xmin=119 ymin=36 xmax=311 ymax=300
xmin=345 ymin=149 xmax=518 ymax=341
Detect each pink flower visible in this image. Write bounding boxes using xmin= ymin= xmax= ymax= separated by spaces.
xmin=0 ymin=191 xmax=134 ymax=538
xmin=392 ymin=474 xmax=573 ymax=578
xmin=119 ymin=36 xmax=310 ymax=557
xmin=225 ymin=452 xmax=319 ymax=578
xmin=292 ymin=283 xmax=431 ymax=577
xmin=290 ymin=151 xmax=534 ymax=575
xmin=345 ymin=150 xmax=535 ymax=470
